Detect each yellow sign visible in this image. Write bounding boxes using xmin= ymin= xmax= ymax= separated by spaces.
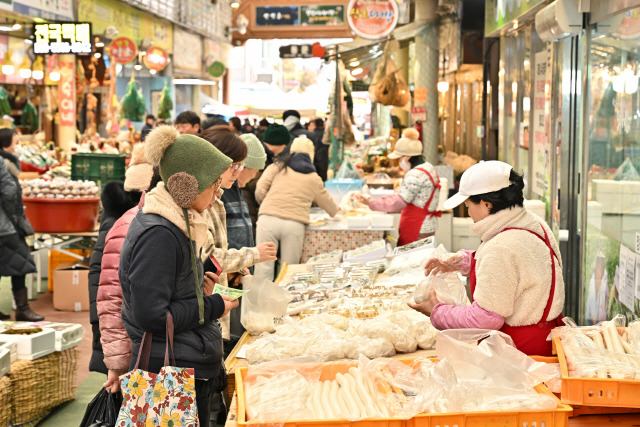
xmin=78 ymin=0 xmax=173 ymax=53
xmin=34 ymin=23 xmax=92 ymax=55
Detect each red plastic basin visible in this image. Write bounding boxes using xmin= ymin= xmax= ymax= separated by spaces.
xmin=23 ymin=197 xmax=100 ymax=233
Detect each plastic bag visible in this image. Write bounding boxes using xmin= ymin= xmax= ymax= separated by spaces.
xmin=436 ymin=329 xmax=557 ymax=389
xmin=413 ymin=272 xmax=469 ymax=306
xmin=550 ymin=315 xmax=640 ymax=379
xmin=614 ymin=157 xmax=640 ymax=181
xmin=241 ymin=275 xmax=291 ymax=335
xmin=336 ymin=159 xmax=360 ymax=179
xmin=244 ymin=358 xmax=323 ymax=422
xmin=80 ymin=388 xmax=123 ymax=427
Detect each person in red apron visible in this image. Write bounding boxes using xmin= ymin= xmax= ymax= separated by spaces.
xmin=408 ymin=161 xmax=565 ymax=356
xmin=356 ymin=128 xmax=441 ymax=246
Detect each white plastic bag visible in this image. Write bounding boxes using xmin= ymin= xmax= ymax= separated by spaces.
xmin=413 ymin=272 xmax=469 ymax=306
xmin=241 ymin=275 xmax=292 ymax=335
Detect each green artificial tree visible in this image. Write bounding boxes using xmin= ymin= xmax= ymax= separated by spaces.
xmin=20 ymin=101 xmax=38 ymax=133
xmin=121 ymin=74 xmax=146 ymax=122
xmin=0 ymin=87 xmax=11 ymax=116
xmin=157 ymin=82 xmax=173 ymax=121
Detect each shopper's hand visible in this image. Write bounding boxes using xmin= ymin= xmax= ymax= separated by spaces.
xmin=256 ymin=242 xmax=277 ymax=263
xmin=424 ymin=253 xmax=464 ymax=276
xmin=104 ymin=369 xmax=127 ymax=393
xmin=203 ymin=271 xmax=220 ymax=296
xmin=220 ymin=295 xmax=239 ymax=318
xmin=407 ymin=290 xmax=440 ymax=317
xmin=354 ymin=194 xmax=371 ymax=206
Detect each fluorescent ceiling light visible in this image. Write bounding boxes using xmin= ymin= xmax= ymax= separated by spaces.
xmin=173 ymin=79 xmax=218 ymax=85
xmin=0 ymin=26 xmax=13 ymax=32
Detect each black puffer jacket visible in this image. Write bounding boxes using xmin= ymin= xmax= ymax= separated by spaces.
xmin=88 ymin=181 xmax=140 ymax=374
xmin=0 ymin=150 xmax=35 ymax=277
xmin=119 ymin=210 xmax=226 ymax=379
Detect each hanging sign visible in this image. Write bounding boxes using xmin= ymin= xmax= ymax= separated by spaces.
xmin=109 ymin=37 xmax=137 ymax=64
xmin=33 ymin=22 xmax=92 ymax=55
xmin=143 ymin=46 xmax=169 ymax=71
xmin=301 ymin=5 xmax=345 ymax=26
xmin=347 ymin=0 xmax=398 ymax=40
xmin=58 ymin=56 xmax=76 ymax=127
xmin=410 ymin=106 xmax=426 ymax=122
xmin=255 ymin=6 xmax=300 ymax=26
xmin=279 ymin=44 xmax=314 ymax=59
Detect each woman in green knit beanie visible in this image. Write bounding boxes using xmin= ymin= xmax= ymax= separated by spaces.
xmin=118 ymin=125 xmax=237 ymax=427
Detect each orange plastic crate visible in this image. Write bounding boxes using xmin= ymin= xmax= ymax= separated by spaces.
xmin=235 ymin=359 xmax=571 ymax=427
xmin=554 ymin=335 xmax=640 ymax=408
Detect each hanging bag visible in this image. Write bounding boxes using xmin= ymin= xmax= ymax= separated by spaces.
xmin=117 ymin=312 xmax=200 ymax=427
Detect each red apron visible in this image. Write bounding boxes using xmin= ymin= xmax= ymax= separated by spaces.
xmin=397 ymin=167 xmax=442 ymax=246
xmin=469 ymin=224 xmax=563 ymax=356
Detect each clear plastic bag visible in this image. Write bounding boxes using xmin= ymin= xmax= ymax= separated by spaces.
xmin=241 ymin=275 xmax=291 ymax=335
xmin=550 ymin=315 xmax=640 ymax=379
xmin=244 ymin=358 xmax=323 ymax=423
xmin=436 ymin=329 xmax=557 ymax=389
xmin=413 ymin=272 xmax=469 ymax=306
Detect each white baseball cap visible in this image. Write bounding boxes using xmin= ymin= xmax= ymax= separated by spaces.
xmin=443 ymin=161 xmax=513 ymax=210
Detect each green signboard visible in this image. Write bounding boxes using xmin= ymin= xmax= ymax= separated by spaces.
xmin=485 ymin=0 xmax=548 ymax=36
xmin=301 ymin=5 xmax=345 ymax=26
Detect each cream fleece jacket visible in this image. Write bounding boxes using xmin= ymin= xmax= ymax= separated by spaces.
xmin=471 ymin=206 xmax=565 ymax=327
xmin=142 ymin=183 xmax=208 ymax=253
xmin=256 ymin=163 xmax=338 ymax=224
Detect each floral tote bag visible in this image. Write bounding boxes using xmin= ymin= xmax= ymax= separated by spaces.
xmin=117 ymin=312 xmax=199 ymax=427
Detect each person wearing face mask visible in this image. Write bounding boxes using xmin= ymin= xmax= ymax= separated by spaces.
xmin=356 ymin=127 xmax=441 ymax=246
xmin=408 ymin=161 xmax=565 ymax=356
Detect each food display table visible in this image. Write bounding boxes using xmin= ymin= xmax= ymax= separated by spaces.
xmin=302 ymin=211 xmax=396 ymax=263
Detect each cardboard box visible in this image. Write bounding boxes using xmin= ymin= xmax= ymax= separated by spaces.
xmin=53 ymin=262 xmax=90 ymax=311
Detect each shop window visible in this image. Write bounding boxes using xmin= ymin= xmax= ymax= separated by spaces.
xmin=583 ymin=8 xmax=640 ymax=324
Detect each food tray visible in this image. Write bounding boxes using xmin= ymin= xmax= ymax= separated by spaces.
xmin=0 ymin=339 xmax=17 ymax=363
xmin=554 ymin=335 xmax=640 ymax=408
xmin=36 ymin=322 xmax=83 ymax=351
xmin=235 ymin=359 xmax=571 ymax=427
xmin=0 ymin=349 xmax=9 ymax=378
xmin=0 ymin=328 xmax=55 ymax=360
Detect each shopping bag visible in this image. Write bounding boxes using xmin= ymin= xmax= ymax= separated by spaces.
xmin=241 ymin=275 xmax=291 ymax=335
xmin=80 ymin=388 xmax=123 ymax=427
xmin=117 ymin=312 xmax=199 ymax=427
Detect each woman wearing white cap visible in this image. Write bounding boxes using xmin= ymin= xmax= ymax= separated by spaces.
xmin=355 ymin=128 xmax=441 ymax=246
xmin=409 ymin=161 xmax=565 ymax=356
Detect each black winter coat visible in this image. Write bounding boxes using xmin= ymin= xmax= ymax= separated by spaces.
xmin=88 ymin=181 xmax=140 ymax=374
xmin=119 ymin=209 xmax=226 ymax=379
xmin=0 ymin=150 xmax=35 ymax=277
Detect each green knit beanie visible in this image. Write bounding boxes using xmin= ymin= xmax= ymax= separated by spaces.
xmin=145 ymin=126 xmax=232 ymax=208
xmin=263 ymin=123 xmax=290 ymax=146
xmin=240 ymin=133 xmax=267 ymax=170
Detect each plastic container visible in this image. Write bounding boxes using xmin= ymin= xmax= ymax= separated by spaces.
xmin=23 ymin=197 xmax=100 ymax=233
xmin=0 ymin=328 xmax=55 ymax=360
xmin=235 ymin=359 xmax=571 ymax=427
xmin=325 ymin=178 xmax=365 ymax=205
xmin=0 ymin=348 xmax=9 ymax=378
xmin=71 ymin=153 xmax=126 ymax=183
xmin=554 ymin=335 xmax=640 ymax=408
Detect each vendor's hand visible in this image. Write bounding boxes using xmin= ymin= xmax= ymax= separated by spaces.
xmin=220 ymin=295 xmax=239 ymax=318
xmin=256 ymin=242 xmax=277 ymax=263
xmin=203 ymin=271 xmax=220 ymax=295
xmin=354 ymin=194 xmax=371 ymax=206
xmin=408 ymin=290 xmax=440 ymax=317
xmin=104 ymin=368 xmax=127 ymax=393
xmin=424 ymin=253 xmax=463 ymax=276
